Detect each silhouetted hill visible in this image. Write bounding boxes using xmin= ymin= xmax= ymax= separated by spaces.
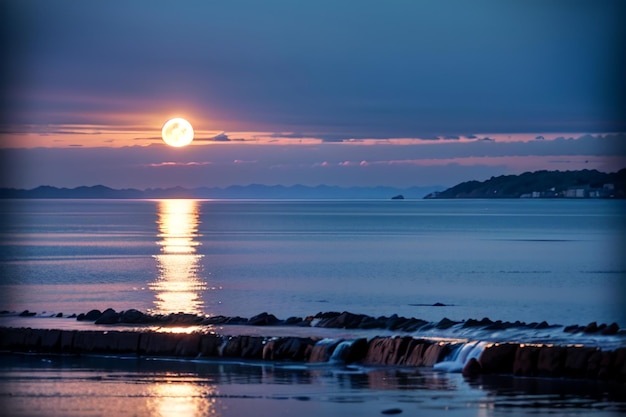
xmin=425 ymin=169 xmax=626 ymax=199
xmin=0 ymin=184 xmax=443 ymax=200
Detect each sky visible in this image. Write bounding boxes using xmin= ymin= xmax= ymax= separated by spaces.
xmin=1 ymin=0 xmax=625 ymax=189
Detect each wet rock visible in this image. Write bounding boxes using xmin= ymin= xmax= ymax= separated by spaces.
xmin=613 ymin=347 xmax=626 ymax=382
xmin=537 ymin=346 xmax=567 ymax=377
xmin=95 ymin=308 xmax=119 ymax=324
xmin=199 ymin=334 xmax=223 ymax=357
xmin=564 ymin=346 xmax=597 ymax=378
xmin=435 ymin=317 xmax=460 ymax=329
xmin=18 ymin=310 xmax=36 ymax=317
xmin=173 ymin=333 xmax=201 ymax=356
xmin=167 ymin=312 xmax=203 ymax=326
xmin=462 ymin=317 xmax=492 ymax=328
xmin=308 ymin=339 xmax=342 ymax=363
xmin=513 ymin=345 xmax=539 ymax=376
xmin=138 ymin=332 xmax=181 ymax=356
xmin=119 ymin=309 xmax=146 ymax=324
xmin=583 ymin=322 xmax=598 ymax=333
xmin=344 ymin=338 xmax=369 ymax=364
xmin=38 ymin=329 xmax=62 ymax=352
xmin=316 ymin=311 xmax=367 ymax=329
xmin=263 ymin=337 xmax=316 ymax=361
xmin=601 ymin=322 xmax=619 ymax=335
xmin=284 ymin=316 xmax=303 ymax=325
xmin=381 ymin=408 xmax=403 ymax=414
xmin=563 ymin=325 xmax=581 ymax=333
xmin=55 ymin=313 xmax=63 ymax=318
xmin=248 ymin=312 xmax=280 ymax=326
xmin=403 ymin=339 xmax=432 ymax=366
xmin=479 ymin=343 xmax=519 ymax=374
xmin=421 ymin=342 xmax=445 ymax=366
xmin=81 ymin=309 xmax=103 ymax=321
xmin=364 ymin=337 xmax=413 ymax=366
xmin=0 ymin=328 xmax=26 ymax=350
xmin=201 ymin=315 xmax=229 ymax=325
xmin=585 ymin=350 xmax=604 ymax=379
xmin=462 ymin=357 xmax=482 ymax=378
xmin=225 ymin=316 xmax=248 ymax=325
xmin=358 ymin=316 xmax=385 ymax=329
xmin=223 ymin=336 xmax=265 ymax=359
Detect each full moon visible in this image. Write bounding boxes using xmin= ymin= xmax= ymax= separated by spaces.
xmin=161 ymin=118 xmax=194 ymax=147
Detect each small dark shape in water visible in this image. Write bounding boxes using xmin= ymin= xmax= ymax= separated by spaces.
xmin=19 ymin=310 xmax=36 ymax=317
xmin=67 ymin=313 xmax=77 ymax=318
xmin=408 ymin=302 xmax=455 ymax=307
xmin=391 ymin=194 xmax=404 ymax=200
xmin=56 ymin=312 xmax=63 ymax=318
xmin=0 ymin=310 xmax=10 ymax=314
xmin=293 ymin=396 xmax=311 ymax=401
xmin=381 ymin=408 xmax=403 ymax=414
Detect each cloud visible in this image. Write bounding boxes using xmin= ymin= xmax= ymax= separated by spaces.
xmin=146 ymin=161 xmax=211 ymax=167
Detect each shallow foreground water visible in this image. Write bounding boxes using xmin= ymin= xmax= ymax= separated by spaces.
xmin=1 ymin=352 xmax=625 ymax=417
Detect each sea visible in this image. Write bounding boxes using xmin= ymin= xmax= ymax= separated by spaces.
xmin=0 ymin=198 xmax=625 ymax=416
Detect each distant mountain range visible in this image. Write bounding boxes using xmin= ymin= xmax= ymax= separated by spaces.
xmin=425 ymin=169 xmax=626 ymax=199
xmin=0 ymin=184 xmax=443 ymax=200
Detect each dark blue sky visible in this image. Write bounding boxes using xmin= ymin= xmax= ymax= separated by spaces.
xmin=1 ymin=1 xmax=625 ymax=188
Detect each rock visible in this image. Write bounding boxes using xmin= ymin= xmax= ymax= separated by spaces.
xmin=55 ymin=313 xmax=63 ymax=318
xmin=403 ymin=339 xmax=432 ymax=366
xmin=284 ymin=316 xmax=303 ymax=325
xmin=18 ymin=310 xmax=36 ymax=317
xmin=364 ymin=337 xmax=413 ymax=366
xmin=81 ymin=309 xmax=103 ymax=321
xmin=422 ymin=342 xmax=445 ymax=366
xmin=199 ymin=334 xmax=223 ymax=357
xmin=119 ymin=309 xmax=145 ymax=323
xmin=316 ymin=311 xmax=367 ymax=329
xmin=435 ymin=317 xmax=459 ymax=329
xmin=564 ymin=347 xmax=597 ymax=378
xmin=583 ymin=322 xmax=598 ymax=333
xmin=202 ymin=315 xmax=229 ymax=325
xmin=343 ymin=338 xmax=369 ymax=364
xmin=308 ymin=339 xmax=342 ymax=363
xmin=223 ymin=336 xmax=265 ymax=359
xmin=563 ymin=325 xmax=581 ymax=333
xmin=513 ymin=345 xmax=539 ymax=376
xmin=601 ymin=322 xmax=619 ymax=335
xmin=432 ymin=302 xmax=446 ymax=306
xmin=225 ymin=316 xmax=248 ymax=325
xmin=173 ymin=333 xmax=201 ymax=356
xmin=138 ymin=332 xmax=180 ymax=356
xmin=479 ymin=343 xmax=519 ymax=374
xmin=381 ymin=408 xmax=403 ymax=414
xmin=462 ymin=357 xmax=482 ymax=378
xmin=263 ymin=337 xmax=316 ymax=361
xmin=95 ymin=308 xmax=119 ymax=324
xmin=248 ymin=312 xmax=280 ymax=326
xmin=391 ymin=194 xmax=404 ymax=200
xmin=537 ymin=346 xmax=567 ymax=377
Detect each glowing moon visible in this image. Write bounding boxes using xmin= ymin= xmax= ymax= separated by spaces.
xmin=161 ymin=118 xmax=194 ymax=147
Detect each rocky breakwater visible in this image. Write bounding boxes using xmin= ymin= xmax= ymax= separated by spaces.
xmin=1 ymin=309 xmax=625 ymax=383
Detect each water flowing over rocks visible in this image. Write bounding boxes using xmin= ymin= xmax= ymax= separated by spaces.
xmin=1 ymin=309 xmax=625 ymax=384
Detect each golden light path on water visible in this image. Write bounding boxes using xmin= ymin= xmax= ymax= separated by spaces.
xmin=147 ymin=379 xmax=219 ymax=417
xmin=150 ymin=199 xmax=206 ymax=315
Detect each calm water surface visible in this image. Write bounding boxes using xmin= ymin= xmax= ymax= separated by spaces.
xmin=1 ymin=199 xmax=625 ymax=417
xmin=0 ymin=199 xmax=623 ymax=326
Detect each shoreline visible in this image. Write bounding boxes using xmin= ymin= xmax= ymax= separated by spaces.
xmin=0 ymin=309 xmax=626 ymax=384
